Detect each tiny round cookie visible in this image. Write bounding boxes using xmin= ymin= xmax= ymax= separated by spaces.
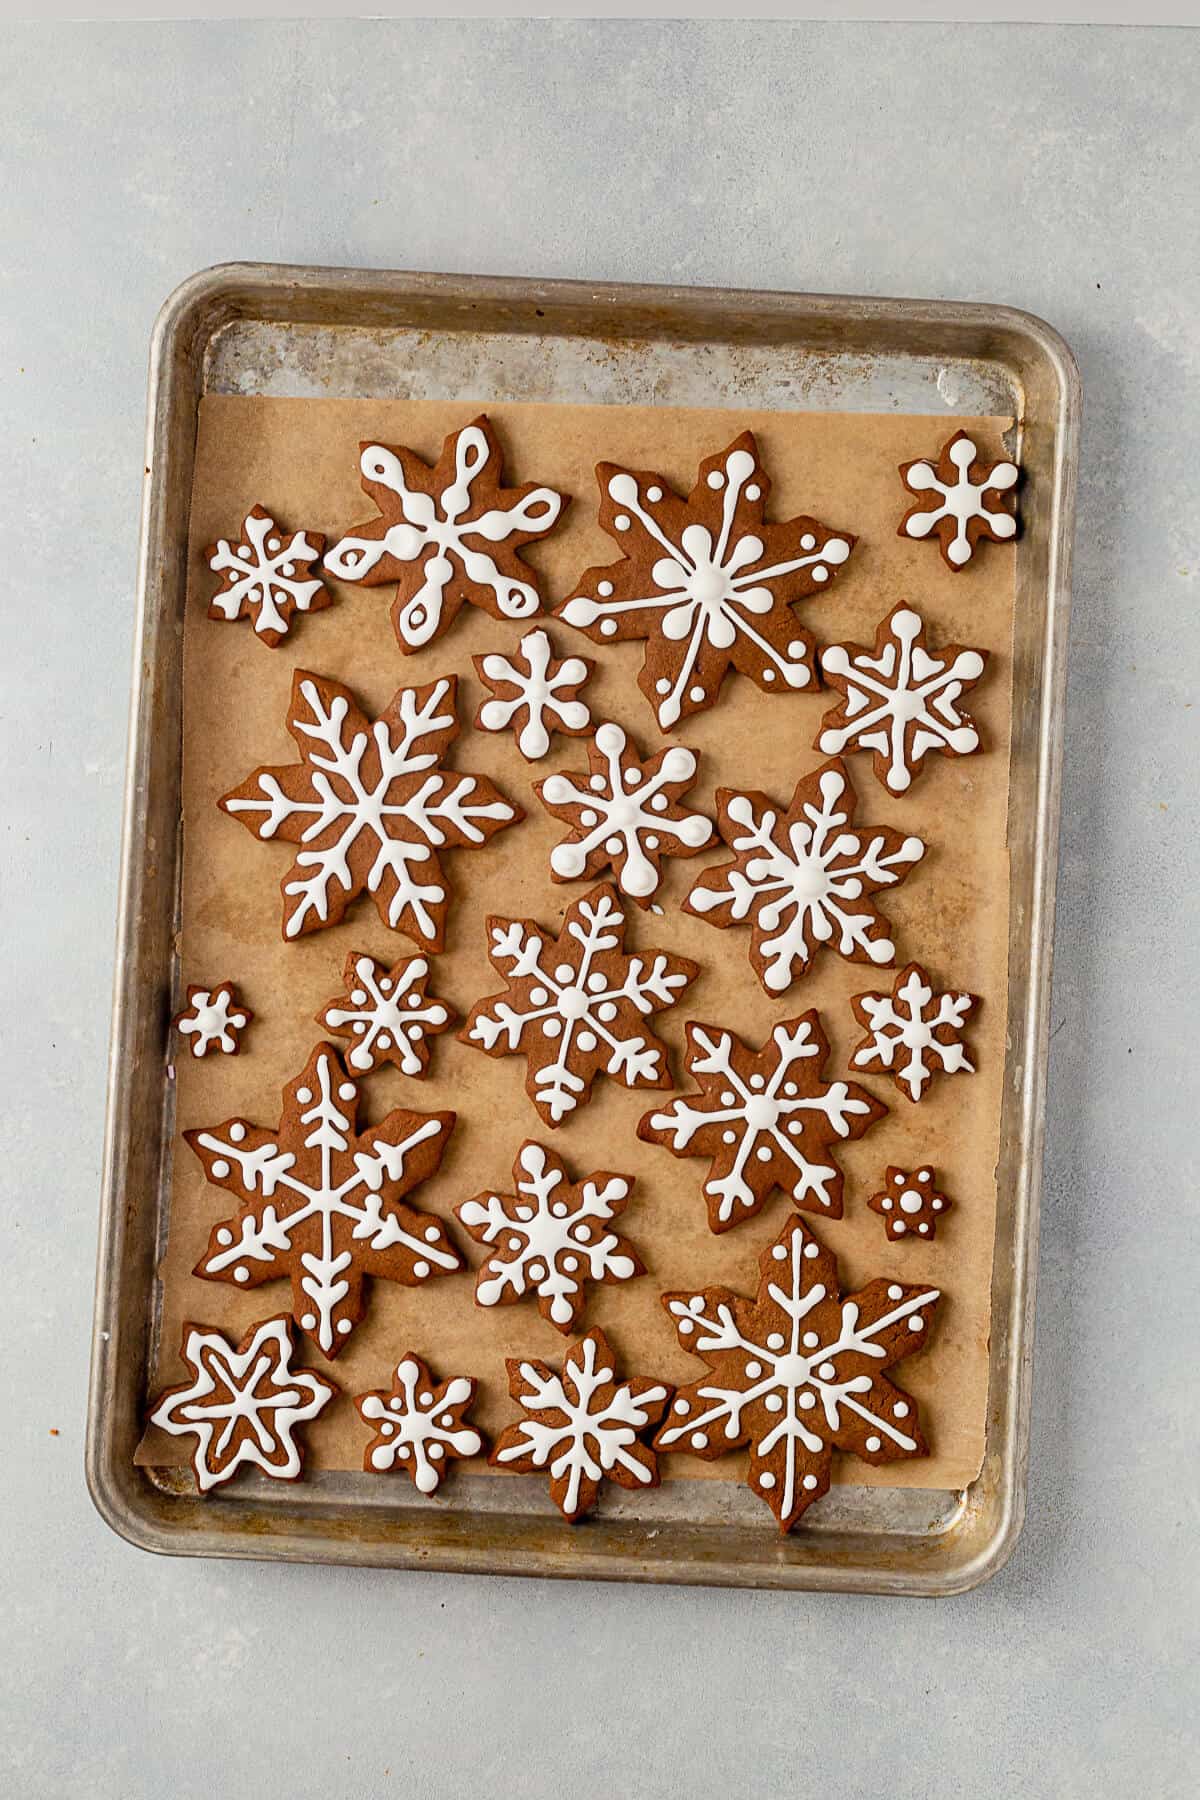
xmin=355 ymin=1353 xmax=485 ymax=1492
xmin=898 ymin=430 xmax=1019 ymax=570
xmin=173 ymin=981 xmax=252 ymax=1058
xmin=473 ymin=626 xmax=593 ymax=762
xmin=205 ymin=506 xmax=329 ymax=646
xmin=868 ymin=1165 xmax=955 ymax=1240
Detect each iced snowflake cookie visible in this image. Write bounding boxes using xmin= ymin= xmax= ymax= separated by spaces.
xmin=219 ymin=670 xmax=522 ymax=947
xmin=817 ymin=603 xmax=989 ymax=794
xmin=638 ymin=1014 xmax=886 ymax=1234
xmin=868 ymin=1165 xmax=954 ymax=1240
xmin=173 ymin=982 xmax=252 ymax=1058
xmin=149 ymin=1315 xmax=336 ymax=1493
xmin=533 ymin=721 xmax=713 ymax=906
xmin=190 ymin=1042 xmax=460 ymax=1357
xmin=684 ymin=759 xmax=925 ymax=994
xmin=555 ymin=431 xmax=854 ymax=732
xmin=316 ymin=950 xmax=455 ymax=1077
xmin=490 ymin=1327 xmax=671 ymax=1522
xmin=323 ymin=416 xmax=567 ymax=652
xmin=455 ymin=1142 xmax=644 ymax=1333
xmin=354 ymin=1354 xmax=484 ymax=1492
xmin=461 ymin=883 xmax=697 ymax=1126
xmin=850 ymin=963 xmax=978 ymax=1103
xmin=205 ymin=506 xmax=330 ymax=647
xmin=473 ymin=627 xmax=593 ymax=761
xmin=899 ymin=430 xmax=1019 ymax=570
xmin=655 ymin=1215 xmax=940 ymax=1532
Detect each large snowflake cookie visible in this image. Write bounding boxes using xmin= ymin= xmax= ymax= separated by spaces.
xmin=490 ymin=1327 xmax=670 ymax=1522
xmin=189 ymin=1042 xmax=460 ymax=1357
xmin=473 ymin=626 xmax=593 ymax=762
xmin=354 ymin=1353 xmax=484 ymax=1492
xmin=899 ymin=429 xmax=1019 ymax=570
xmin=555 ymin=431 xmax=854 ymax=732
xmin=850 ymin=963 xmax=978 ymax=1103
xmin=149 ymin=1315 xmax=335 ymax=1493
xmin=655 ymin=1214 xmax=940 ymax=1532
xmin=455 ymin=1141 xmax=644 ymax=1333
xmin=323 ymin=416 xmax=567 ymax=651
xmin=868 ymin=1165 xmax=954 ymax=1241
xmin=173 ymin=981 xmax=252 ymax=1058
xmin=638 ymin=1013 xmax=886 ymax=1234
xmin=205 ymin=506 xmax=330 ymax=647
xmin=533 ymin=721 xmax=713 ymax=906
xmin=219 ymin=670 xmax=522 ymax=947
xmin=817 ymin=603 xmax=989 ymax=794
xmin=684 ymin=759 xmax=924 ymax=993
xmin=316 ymin=950 xmax=455 ymax=1077
xmin=461 ymin=882 xmax=697 ymax=1126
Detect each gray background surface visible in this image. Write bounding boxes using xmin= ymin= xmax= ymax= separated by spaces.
xmin=1 ymin=19 xmax=1196 ymax=1799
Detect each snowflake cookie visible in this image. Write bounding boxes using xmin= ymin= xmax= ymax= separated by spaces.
xmin=190 ymin=1042 xmax=460 ymax=1357
xmin=850 ymin=963 xmax=978 ymax=1103
xmin=533 ymin=721 xmax=713 ymax=906
xmin=455 ymin=1141 xmax=644 ymax=1333
xmin=173 ymin=982 xmax=252 ymax=1058
xmin=684 ymin=759 xmax=925 ymax=994
xmin=149 ymin=1315 xmax=336 ymax=1493
xmin=817 ymin=603 xmax=989 ymax=794
xmin=205 ymin=506 xmax=330 ymax=647
xmin=899 ymin=430 xmax=1019 ymax=570
xmin=473 ymin=626 xmax=593 ymax=761
xmin=323 ymin=416 xmax=567 ymax=652
xmin=316 ymin=950 xmax=455 ymax=1077
xmin=461 ymin=882 xmax=697 ymax=1126
xmin=354 ymin=1354 xmax=484 ymax=1492
xmin=638 ymin=1014 xmax=886 ymax=1234
xmin=219 ymin=670 xmax=522 ymax=948
xmin=555 ymin=431 xmax=854 ymax=732
xmin=655 ymin=1215 xmax=940 ymax=1532
xmin=868 ymin=1165 xmax=954 ymax=1241
xmin=490 ymin=1327 xmax=670 ymax=1522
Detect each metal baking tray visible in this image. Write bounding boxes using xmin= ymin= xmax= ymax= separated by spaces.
xmin=87 ymin=264 xmax=1079 ymax=1594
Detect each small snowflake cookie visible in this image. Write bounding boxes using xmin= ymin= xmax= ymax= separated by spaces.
xmin=868 ymin=1165 xmax=954 ymax=1241
xmin=173 ymin=981 xmax=252 ymax=1058
xmin=850 ymin=962 xmax=978 ymax=1103
xmin=898 ymin=429 xmax=1019 ymax=570
xmin=817 ymin=603 xmax=989 ymax=794
xmin=456 ymin=1141 xmax=644 ymax=1333
xmin=655 ymin=1214 xmax=940 ymax=1532
xmin=490 ymin=1327 xmax=671 ymax=1522
xmin=205 ymin=506 xmax=330 ymax=646
xmin=473 ymin=626 xmax=593 ymax=761
xmin=316 ymin=950 xmax=455 ymax=1077
xmin=354 ymin=1354 xmax=485 ymax=1493
xmin=149 ymin=1315 xmax=336 ymax=1493
xmin=533 ymin=721 xmax=713 ymax=906
xmin=684 ymin=759 xmax=925 ymax=994
xmin=323 ymin=416 xmax=567 ymax=652
xmin=555 ymin=431 xmax=854 ymax=732
xmin=639 ymin=1013 xmax=886 ymax=1234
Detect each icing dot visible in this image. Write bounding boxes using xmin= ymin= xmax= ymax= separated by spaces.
xmin=750 ymin=1074 xmax=765 ymax=1090
xmin=296 ymin=1087 xmax=312 ymax=1103
xmin=338 ymin=1082 xmax=356 ymax=1100
xmin=783 ymin=1084 xmax=797 ymax=1098
xmin=817 ymin=1362 xmax=836 ymax=1381
xmin=766 ymin=1333 xmax=785 ymax=1350
xmin=799 ymin=1392 xmax=816 ymax=1410
xmin=800 ymin=534 xmax=816 ymax=551
xmin=802 ymin=1332 xmax=819 ymax=1348
xmin=803 ymin=1475 xmax=818 ymax=1491
xmin=413 ymin=1260 xmax=431 ymax=1278
xmin=216 ymin=1228 xmax=233 ymax=1246
xmin=301 ymin=1313 xmax=316 ymax=1330
xmin=576 ymin=1030 xmax=598 ymax=1051
xmin=919 ymin=1168 xmax=932 ymax=1181
xmin=803 ymin=1244 xmax=819 ymax=1260
xmin=337 ymin=1319 xmax=352 ymax=1336
xmin=756 ymin=1146 xmax=772 ymax=1163
xmin=597 ymin=1002 xmax=618 ymax=1022
xmin=677 ymin=1318 xmax=694 ymax=1335
xmin=552 ymin=1202 xmax=569 ymax=1218
xmin=352 ymin=1022 xmax=367 ymax=1036
xmin=586 ymin=972 xmax=607 ymax=993
xmin=542 ymin=1019 xmax=562 ymax=1038
xmin=674 ymin=1398 xmax=689 ymax=1415
xmin=379 ymin=1421 xmax=394 ymax=1437
xmin=919 ymin=1224 xmax=930 ymax=1235
xmin=647 ymin=486 xmax=663 ymax=502
xmin=396 ymin=1445 xmax=410 ymax=1460
xmin=762 ymin=670 xmax=775 ymax=683
xmin=744 ymin=1360 xmax=762 ymax=1378
xmin=690 ymin=1432 xmax=708 ymax=1450
xmin=894 ymin=1402 xmax=909 ymax=1419
xmin=656 ymin=679 xmax=671 ymax=696
xmin=932 ymin=1199 xmax=943 ymax=1211
xmin=812 ymin=566 xmax=829 ymax=583
xmin=882 ymin=1198 xmax=893 ymax=1211
xmin=507 ymin=1235 xmax=522 ymax=1251
xmin=772 ymin=1244 xmax=788 ymax=1260
xmin=745 ymin=483 xmax=761 ymax=501
xmin=562 ymin=1255 xmax=578 ymax=1272
xmin=786 ymin=641 xmax=807 ymax=661
xmin=601 ymin=621 xmax=618 ymax=637
xmin=573 ymin=1223 xmax=591 ymax=1243
xmin=908 ymin=1315 xmax=925 ymax=1332
xmin=888 ymin=1285 xmax=904 ymax=1299
xmin=229 ymin=1122 xmax=247 ymax=1142
xmin=377 ymin=1034 xmax=392 ymax=1051
xmin=764 ymin=1394 xmax=783 ymax=1413
xmin=528 ymin=1264 xmax=545 ymax=1281
xmin=604 ymin=835 xmax=622 ymax=854
xmin=210 ymin=1159 xmax=230 ymax=1179
xmin=865 ymin=1436 xmax=881 ymax=1452
xmin=689 ymin=686 xmax=706 ymax=704
xmin=598 ymin=581 xmax=613 ymax=597
xmin=614 ymin=514 xmax=631 ymax=531
xmin=429 ymin=1444 xmax=444 ymax=1460
xmin=707 ymin=471 xmax=724 ymax=489
xmin=894 ymin=1222 xmax=907 ymax=1235
xmin=234 ymin=1268 xmax=249 ymax=1283
xmin=554 ymin=964 xmax=574 ymax=983
xmin=720 ymin=1090 xmax=736 ymax=1105
xmin=759 ymin=1472 xmax=776 ymax=1490
xmin=722 ymin=1130 xmax=737 ymax=1144
xmin=529 ymin=985 xmax=549 ymax=1005
xmin=439 ymin=1413 xmax=454 ymax=1428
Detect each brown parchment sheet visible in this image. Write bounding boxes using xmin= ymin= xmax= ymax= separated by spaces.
xmin=140 ymin=396 xmax=1015 ymax=1497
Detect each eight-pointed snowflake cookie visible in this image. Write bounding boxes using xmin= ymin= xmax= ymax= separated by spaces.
xmin=323 ymin=416 xmax=567 ymax=652
xmin=850 ymin=962 xmax=978 ymax=1103
xmin=205 ymin=506 xmax=330 ymax=647
xmin=455 ymin=1141 xmax=645 ymax=1333
xmin=868 ymin=1165 xmax=954 ymax=1241
xmin=638 ymin=1013 xmax=886 ymax=1234
xmin=555 ymin=431 xmax=854 ymax=733
xmin=316 ymin=949 xmax=455 ymax=1077
xmin=219 ymin=669 xmax=522 ymax=947
xmin=173 ymin=981 xmax=253 ymax=1058
xmin=533 ymin=721 xmax=713 ymax=906
xmin=472 ymin=626 xmax=594 ymax=761
xmin=655 ymin=1214 xmax=939 ymax=1532
xmin=149 ymin=1314 xmax=336 ymax=1493
xmin=684 ymin=759 xmax=925 ymax=994
xmin=189 ymin=1042 xmax=461 ymax=1358
xmin=354 ymin=1353 xmax=485 ymax=1492
xmin=817 ymin=603 xmax=989 ymax=794
xmin=898 ymin=430 xmax=1019 ymax=570
xmin=490 ymin=1326 xmax=671 ymax=1522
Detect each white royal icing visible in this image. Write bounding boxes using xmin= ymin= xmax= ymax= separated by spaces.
xmin=322 ymin=953 xmax=450 ymax=1074
xmin=902 ymin=437 xmax=1018 ymax=566
xmin=177 ymin=986 xmax=248 ymax=1057
xmin=358 ymin=1358 xmax=481 ymax=1492
xmin=208 ymin=513 xmax=325 ymax=639
xmin=853 ymin=966 xmax=976 ymax=1101
xmin=477 ymin=627 xmax=591 ymax=760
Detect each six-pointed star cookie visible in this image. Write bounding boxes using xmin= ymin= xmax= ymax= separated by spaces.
xmin=354 ymin=1353 xmax=485 ymax=1492
xmin=850 ymin=963 xmax=979 ymax=1103
xmin=316 ymin=949 xmax=455 ymax=1077
xmin=473 ymin=626 xmax=594 ymax=761
xmin=868 ymin=1165 xmax=955 ymax=1241
xmin=898 ymin=429 xmax=1019 ymax=570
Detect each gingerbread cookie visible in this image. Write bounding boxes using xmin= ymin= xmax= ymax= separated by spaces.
xmin=899 ymin=430 xmax=1019 ymax=570
xmin=173 ymin=982 xmax=252 ymax=1058
xmin=205 ymin=506 xmax=329 ymax=646
xmin=868 ymin=1165 xmax=954 ymax=1240
xmin=556 ymin=431 xmax=854 ymax=732
xmin=850 ymin=963 xmax=978 ymax=1102
xmin=354 ymin=1354 xmax=484 ymax=1492
xmin=656 ymin=1215 xmax=940 ymax=1532
xmin=323 ymin=416 xmax=567 ymax=651
xmin=219 ymin=670 xmax=522 ymax=947
xmin=473 ymin=626 xmax=593 ymax=761
xmin=316 ymin=950 xmax=455 ymax=1077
